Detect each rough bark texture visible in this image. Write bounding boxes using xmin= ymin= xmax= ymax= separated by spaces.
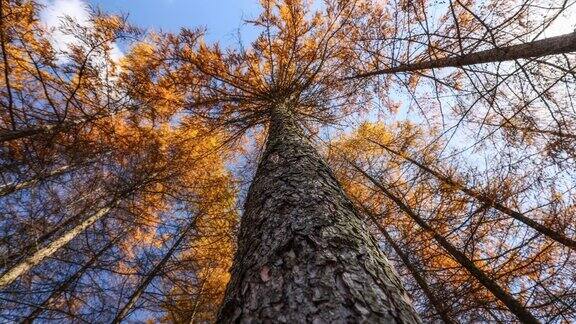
xmin=217 ymin=104 xmax=421 ymax=323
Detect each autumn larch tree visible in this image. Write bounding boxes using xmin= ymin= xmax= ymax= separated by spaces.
xmin=173 ymin=1 xmax=422 ymax=321
xmin=2 ymin=0 xmax=576 ymax=322
xmin=166 ymin=0 xmax=575 ymax=321
xmin=0 ymin=1 xmax=237 ymax=321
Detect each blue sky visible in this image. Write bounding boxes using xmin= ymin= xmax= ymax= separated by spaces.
xmin=88 ymin=0 xmax=262 ymax=44
xmin=39 ymin=0 xmax=266 ymax=60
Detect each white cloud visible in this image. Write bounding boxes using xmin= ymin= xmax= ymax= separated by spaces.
xmin=39 ymin=0 xmax=90 ymax=53
xmin=39 ymin=0 xmax=123 ymax=62
xmin=40 ymin=0 xmax=90 ymax=28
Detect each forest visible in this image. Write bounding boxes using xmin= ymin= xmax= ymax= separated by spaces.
xmin=0 ymin=0 xmax=575 ymax=322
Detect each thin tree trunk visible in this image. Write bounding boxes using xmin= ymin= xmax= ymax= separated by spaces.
xmin=478 ymin=121 xmax=576 ymax=140
xmin=0 ymin=127 xmax=47 ymax=143
xmin=0 ymin=154 xmax=106 ymax=197
xmin=0 ymin=164 xmax=73 ymax=197
xmin=350 ymin=161 xmax=539 ymax=323
xmin=358 ymin=204 xmax=456 ymax=324
xmin=217 ymin=104 xmax=421 ymax=323
xmin=346 ymin=32 xmax=576 ymax=79
xmin=2 ymin=189 xmax=105 ymax=269
xmin=112 ymin=221 xmax=195 ymax=323
xmin=0 ymin=203 xmax=116 ymax=288
xmin=23 ymin=235 xmax=121 ymax=322
xmin=372 ymin=140 xmax=576 ymax=250
xmin=188 ymin=278 xmax=207 ymax=323
xmin=0 ymin=108 xmax=131 ymax=143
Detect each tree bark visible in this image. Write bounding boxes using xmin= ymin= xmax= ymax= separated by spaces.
xmin=0 ymin=203 xmax=116 ymax=288
xmin=217 ymin=103 xmax=421 ymax=323
xmin=346 ymin=32 xmax=576 ymax=79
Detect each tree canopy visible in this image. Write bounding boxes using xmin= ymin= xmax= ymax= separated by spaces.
xmin=1 ymin=0 xmax=575 ymax=322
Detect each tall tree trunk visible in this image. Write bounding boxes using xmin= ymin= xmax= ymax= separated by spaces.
xmin=371 ymin=140 xmax=576 ymax=250
xmin=188 ymin=278 xmax=207 ymax=323
xmin=112 ymin=221 xmax=195 ymax=323
xmin=346 ymin=32 xmax=576 ymax=79
xmin=217 ymin=104 xmax=421 ymax=323
xmin=0 ymin=108 xmax=131 ymax=143
xmin=350 ymin=162 xmax=539 ymax=323
xmin=2 ymin=189 xmax=104 ymax=268
xmin=0 ymin=164 xmax=73 ymax=197
xmin=23 ymin=235 xmax=121 ymax=322
xmin=0 ymin=203 xmax=116 ymax=288
xmin=0 ymin=154 xmax=106 ymax=197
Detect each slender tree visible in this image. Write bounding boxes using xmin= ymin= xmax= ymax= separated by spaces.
xmin=368 ymin=138 xmax=576 ymax=250
xmin=348 ymin=159 xmax=539 ymax=323
xmin=347 ymin=31 xmax=576 ymax=79
xmin=112 ymin=221 xmax=196 ymax=323
xmin=23 ymin=233 xmax=124 ymax=321
xmin=328 ymin=121 xmax=575 ymax=322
